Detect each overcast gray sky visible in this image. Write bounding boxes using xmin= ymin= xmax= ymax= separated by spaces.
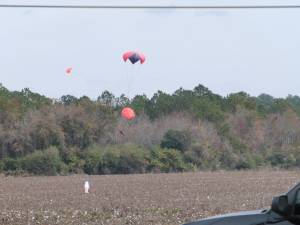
xmin=0 ymin=0 xmax=300 ymax=99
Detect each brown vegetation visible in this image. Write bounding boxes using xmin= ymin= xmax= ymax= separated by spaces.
xmin=3 ymin=85 xmax=300 ymax=174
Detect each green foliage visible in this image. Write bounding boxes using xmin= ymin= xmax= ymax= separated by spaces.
xmin=226 ymin=92 xmax=256 ymax=112
xmin=115 ymin=94 xmax=130 ymax=109
xmin=2 ymin=158 xmax=21 ymax=171
xmin=21 ymin=147 xmax=63 ymax=175
xmin=183 ymin=150 xmax=202 ymax=167
xmin=227 ymin=136 xmax=248 ymax=154
xmin=0 ymin=160 xmax=3 ymax=172
xmin=160 ymin=130 xmax=191 ymax=152
xmin=252 ymin=154 xmax=265 ymax=168
xmin=286 ymin=95 xmax=300 ymax=116
xmin=130 ymin=94 xmax=149 ymax=114
xmin=266 ymin=150 xmax=297 ymax=169
xmin=217 ymin=123 xmax=230 ymax=137
xmin=147 ymin=91 xmax=174 ymax=119
xmin=83 ymin=146 xmax=103 ymax=174
xmin=219 ymin=148 xmax=239 ymax=169
xmin=98 ymin=91 xmax=115 ymax=107
xmin=100 ymin=144 xmax=148 ymax=174
xmin=60 ymin=95 xmax=78 ymax=105
xmin=0 ymin=84 xmax=51 ymax=119
xmin=149 ymin=148 xmax=188 ymax=172
xmin=1 ymin=83 xmax=300 ymax=175
xmin=62 ymin=148 xmax=85 ymax=174
xmin=235 ymin=153 xmax=256 ymax=170
xmin=256 ymin=94 xmax=275 ymax=115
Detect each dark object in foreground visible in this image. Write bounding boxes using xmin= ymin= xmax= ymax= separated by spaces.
xmin=183 ymin=181 xmax=300 ymax=225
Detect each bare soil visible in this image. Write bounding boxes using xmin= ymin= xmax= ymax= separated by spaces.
xmin=0 ymin=170 xmax=299 ymax=225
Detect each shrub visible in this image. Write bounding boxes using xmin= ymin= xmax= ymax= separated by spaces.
xmin=0 ymin=160 xmax=3 ymax=172
xmin=266 ymin=150 xmax=297 ymax=168
xmin=149 ymin=147 xmax=188 ymax=172
xmin=160 ymin=129 xmax=191 ymax=152
xmin=2 ymin=158 xmax=21 ymax=171
xmin=22 ymin=147 xmax=62 ymax=175
xmin=219 ymin=149 xmax=240 ymax=170
xmin=83 ymin=146 xmax=103 ymax=174
xmin=100 ymin=144 xmax=148 ymax=174
xmin=235 ymin=153 xmax=256 ymax=170
xmin=184 ymin=144 xmax=214 ymax=168
xmin=62 ymin=147 xmax=85 ymax=174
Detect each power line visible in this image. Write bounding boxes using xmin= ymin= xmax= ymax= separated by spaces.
xmin=0 ymin=4 xmax=300 ymax=9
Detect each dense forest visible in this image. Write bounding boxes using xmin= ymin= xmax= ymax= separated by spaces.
xmin=0 ymin=83 xmax=300 ymax=175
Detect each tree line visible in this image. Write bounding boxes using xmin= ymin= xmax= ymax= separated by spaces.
xmin=1 ymin=83 xmax=300 ymax=175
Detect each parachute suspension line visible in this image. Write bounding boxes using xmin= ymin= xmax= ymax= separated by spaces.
xmin=127 ymin=63 xmax=136 ymax=99
xmin=125 ymin=64 xmax=130 ymax=98
xmin=124 ymin=63 xmax=132 ymax=99
xmin=122 ymin=51 xmax=145 ymax=100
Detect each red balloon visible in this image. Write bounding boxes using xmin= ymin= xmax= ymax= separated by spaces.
xmin=121 ymin=107 xmax=135 ymax=120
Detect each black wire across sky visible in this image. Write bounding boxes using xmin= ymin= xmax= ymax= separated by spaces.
xmin=0 ymin=4 xmax=300 ymax=9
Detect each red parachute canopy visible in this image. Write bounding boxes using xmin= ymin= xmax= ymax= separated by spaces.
xmin=123 ymin=51 xmax=145 ymax=64
xmin=66 ymin=67 xmax=73 ymax=75
xmin=121 ymin=107 xmax=136 ymax=120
